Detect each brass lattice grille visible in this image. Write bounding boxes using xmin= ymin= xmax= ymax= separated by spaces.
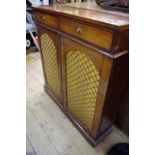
xmin=66 ymin=50 xmax=100 ymax=131
xmin=41 ymin=33 xmax=61 ymax=99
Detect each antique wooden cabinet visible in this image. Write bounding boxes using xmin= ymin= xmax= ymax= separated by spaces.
xmin=33 ymin=2 xmax=129 ymax=146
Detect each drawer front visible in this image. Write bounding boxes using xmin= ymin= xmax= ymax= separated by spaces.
xmin=34 ymin=12 xmax=58 ymax=28
xmin=60 ymin=18 xmax=113 ymax=50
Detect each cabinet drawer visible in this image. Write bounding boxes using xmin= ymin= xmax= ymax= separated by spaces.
xmin=34 ymin=12 xmax=58 ymax=28
xmin=60 ymin=18 xmax=113 ymax=50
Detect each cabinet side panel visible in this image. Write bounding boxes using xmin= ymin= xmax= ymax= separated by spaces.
xmin=99 ymin=53 xmax=129 ymax=135
xmin=115 ymin=87 xmax=129 ymax=134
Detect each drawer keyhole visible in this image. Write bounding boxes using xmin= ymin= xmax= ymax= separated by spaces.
xmin=41 ymin=16 xmax=47 ymax=22
xmin=76 ymin=27 xmax=82 ymax=33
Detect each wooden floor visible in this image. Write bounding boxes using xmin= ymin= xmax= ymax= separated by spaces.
xmin=26 ymin=52 xmax=128 ymax=155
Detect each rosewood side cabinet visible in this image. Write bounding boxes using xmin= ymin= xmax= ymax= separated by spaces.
xmin=33 ymin=3 xmax=129 ymax=146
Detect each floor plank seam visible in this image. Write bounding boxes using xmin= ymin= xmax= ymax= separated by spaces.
xmin=26 ymin=135 xmax=37 ymax=155
xmin=28 ymin=106 xmax=62 ymax=155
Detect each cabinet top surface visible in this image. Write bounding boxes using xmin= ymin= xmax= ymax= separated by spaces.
xmin=33 ymin=2 xmax=129 ymax=31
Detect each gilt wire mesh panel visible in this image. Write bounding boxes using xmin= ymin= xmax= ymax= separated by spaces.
xmin=41 ymin=33 xmax=61 ymax=99
xmin=66 ymin=50 xmax=100 ymax=132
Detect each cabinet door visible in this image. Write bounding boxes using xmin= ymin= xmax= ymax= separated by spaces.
xmin=61 ymin=37 xmax=111 ymax=137
xmin=38 ymin=27 xmax=63 ymax=103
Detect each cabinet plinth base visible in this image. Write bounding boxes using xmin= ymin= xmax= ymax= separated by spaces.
xmin=44 ymin=84 xmax=113 ymax=147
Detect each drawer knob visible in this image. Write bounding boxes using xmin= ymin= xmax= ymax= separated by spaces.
xmin=76 ymin=27 xmax=82 ymax=33
xmin=41 ymin=16 xmax=46 ymax=22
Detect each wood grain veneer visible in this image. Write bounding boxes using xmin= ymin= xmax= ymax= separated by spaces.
xmin=33 ymin=2 xmax=129 ymax=146
xmin=59 ymin=18 xmax=113 ymax=50
xmin=34 ymin=11 xmax=58 ymax=28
